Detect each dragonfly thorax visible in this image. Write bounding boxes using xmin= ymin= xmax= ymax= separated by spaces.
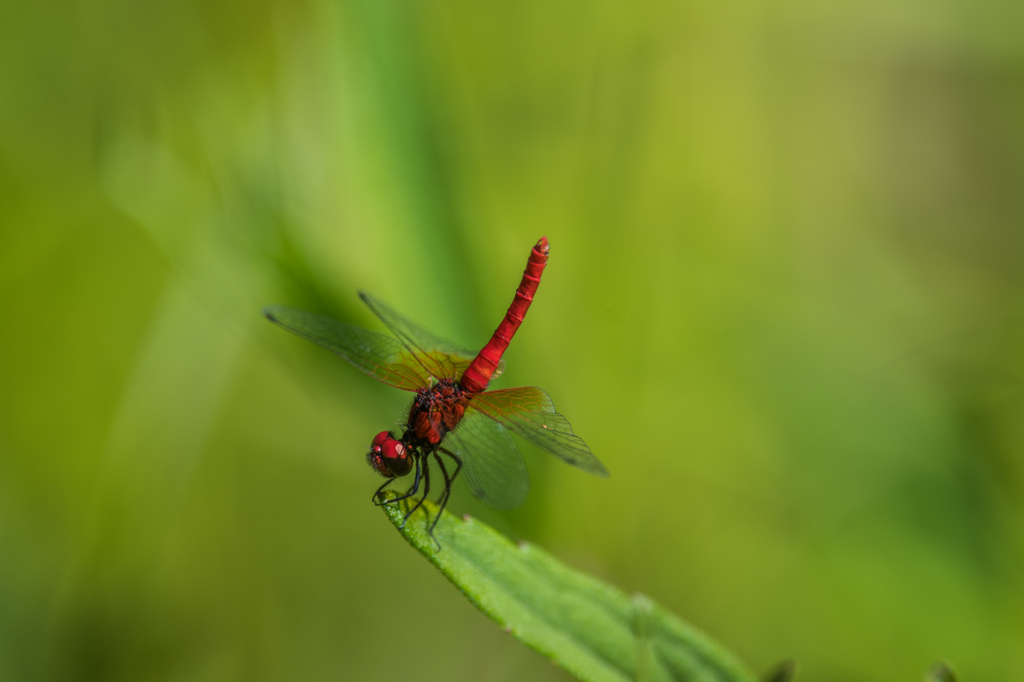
xmin=407 ymin=378 xmax=470 ymax=448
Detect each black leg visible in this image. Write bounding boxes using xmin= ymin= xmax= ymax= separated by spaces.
xmin=438 ymin=447 xmax=463 ymax=485
xmin=375 ymin=454 xmax=421 ymax=507
xmin=370 ymin=476 xmax=396 ymax=504
xmin=428 ymin=448 xmax=465 ymax=547
xmin=400 ymin=454 xmax=430 ymax=528
xmin=429 ymin=451 xmax=453 ymax=544
xmin=432 ymin=451 xmax=451 ymax=510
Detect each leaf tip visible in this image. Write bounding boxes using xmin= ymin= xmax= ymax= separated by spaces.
xmin=926 ymin=660 xmax=958 ymax=682
xmin=762 ymin=659 xmax=798 ymax=682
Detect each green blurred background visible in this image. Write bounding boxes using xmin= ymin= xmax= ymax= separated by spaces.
xmin=1 ymin=0 xmax=1022 ymax=680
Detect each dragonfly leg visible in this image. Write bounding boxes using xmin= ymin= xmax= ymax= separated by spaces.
xmin=437 ymin=447 xmax=463 ymax=484
xmin=370 ymin=477 xmax=396 ymax=504
xmin=376 ymin=454 xmax=421 ymax=507
xmin=429 ymin=450 xmax=454 ymax=543
xmin=399 ymin=454 xmax=430 ymax=529
xmin=437 ymin=448 xmax=463 ymax=509
xmin=432 ymin=451 xmax=451 ymax=510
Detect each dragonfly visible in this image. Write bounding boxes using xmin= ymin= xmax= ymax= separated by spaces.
xmin=263 ymin=237 xmax=608 ymax=546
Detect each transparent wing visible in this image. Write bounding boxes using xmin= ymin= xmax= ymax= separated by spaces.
xmin=263 ymin=306 xmax=431 ymax=391
xmin=446 ymin=407 xmax=529 ymax=509
xmin=359 ymin=291 xmax=506 ymax=384
xmin=471 ymin=387 xmax=609 ymax=477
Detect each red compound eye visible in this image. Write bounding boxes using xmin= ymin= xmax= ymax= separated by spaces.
xmin=367 ymin=431 xmax=395 ymax=477
xmin=380 ymin=439 xmax=412 ymax=477
xmin=365 ymin=433 xmax=412 ymax=478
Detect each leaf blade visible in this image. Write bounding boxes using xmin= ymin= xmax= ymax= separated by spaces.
xmin=379 ymin=492 xmax=758 ymax=682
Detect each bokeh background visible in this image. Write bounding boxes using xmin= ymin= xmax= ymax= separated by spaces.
xmin=2 ymin=0 xmax=1022 ymax=680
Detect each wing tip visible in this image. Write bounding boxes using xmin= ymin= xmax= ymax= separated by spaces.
xmin=579 ymin=452 xmax=610 ymax=478
xmin=262 ymin=306 xmax=281 ymax=322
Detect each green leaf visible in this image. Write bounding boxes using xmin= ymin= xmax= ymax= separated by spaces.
xmin=379 ymin=492 xmax=760 ymax=682
xmin=760 ymin=660 xmax=797 ymax=682
xmin=926 ymin=661 xmax=958 ymax=682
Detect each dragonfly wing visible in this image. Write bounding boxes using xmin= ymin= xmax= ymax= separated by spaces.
xmin=471 ymin=387 xmax=609 ymax=478
xmin=447 ymin=406 xmax=529 ymax=509
xmin=359 ymin=291 xmax=505 ymax=383
xmin=263 ymin=306 xmax=431 ymax=391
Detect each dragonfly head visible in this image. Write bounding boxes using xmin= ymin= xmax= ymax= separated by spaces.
xmin=367 ymin=431 xmax=413 ymax=477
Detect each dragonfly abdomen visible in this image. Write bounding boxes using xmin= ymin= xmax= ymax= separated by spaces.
xmin=461 ymin=237 xmax=549 ymax=394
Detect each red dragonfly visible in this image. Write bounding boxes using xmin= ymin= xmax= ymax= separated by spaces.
xmin=263 ymin=238 xmax=608 ymax=545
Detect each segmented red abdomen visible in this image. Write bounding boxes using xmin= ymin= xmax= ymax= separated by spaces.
xmin=461 ymin=237 xmax=549 ymax=394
